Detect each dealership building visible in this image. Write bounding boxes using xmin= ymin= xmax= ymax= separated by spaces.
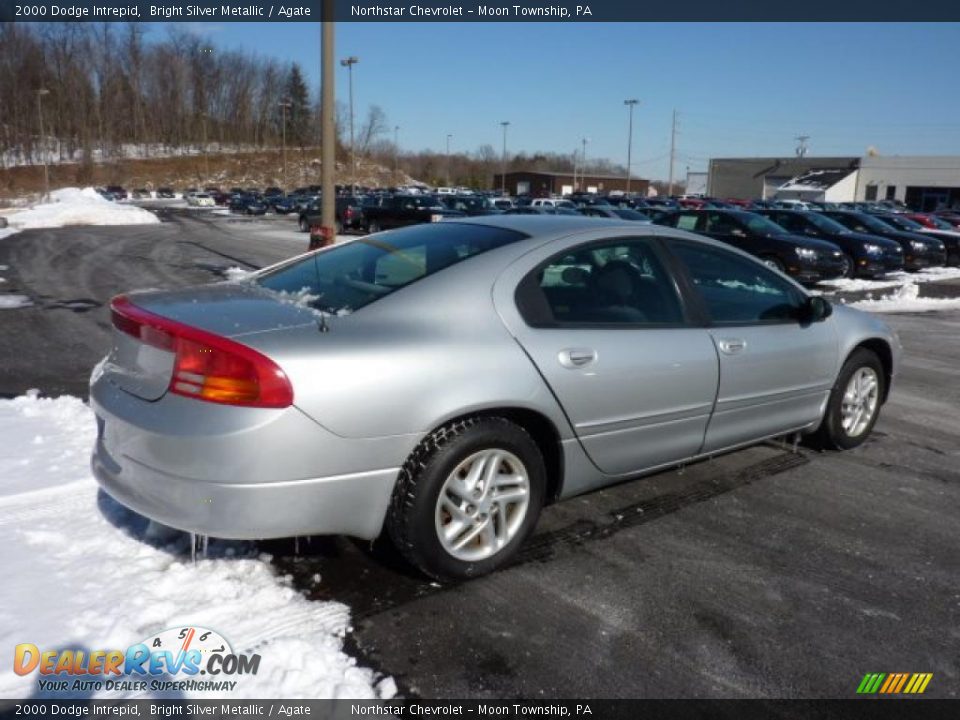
xmin=707 ymin=155 xmax=960 ymax=211
xmin=494 ymin=170 xmax=650 ymax=198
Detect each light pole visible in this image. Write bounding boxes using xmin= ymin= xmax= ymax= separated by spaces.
xmin=393 ymin=125 xmax=400 ymax=184
xmin=319 ymin=5 xmax=335 ymax=247
xmin=446 ymin=133 xmax=452 ymax=187
xmin=624 ymin=99 xmax=639 ymax=194
xmin=340 ymin=55 xmax=359 ymax=194
xmin=500 ymin=121 xmax=509 ymax=195
xmin=580 ymin=137 xmax=589 ymax=192
xmin=278 ymin=100 xmax=291 ymax=188
xmin=36 ymin=88 xmax=50 ymax=201
xmin=201 ymin=111 xmax=209 ymax=181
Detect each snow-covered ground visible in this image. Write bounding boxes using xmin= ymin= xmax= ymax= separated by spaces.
xmin=847 ymin=282 xmax=960 ymax=313
xmin=1 ymin=187 xmax=159 ymax=234
xmin=819 ymin=266 xmax=960 ymax=294
xmin=0 ymin=393 xmax=394 ymax=700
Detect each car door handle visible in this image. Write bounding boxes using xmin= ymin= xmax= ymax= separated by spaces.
xmin=558 ymin=348 xmax=597 ymax=369
xmin=717 ymin=338 xmax=747 ymax=355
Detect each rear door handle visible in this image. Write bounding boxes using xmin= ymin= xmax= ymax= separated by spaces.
xmin=558 ymin=348 xmax=597 ymax=369
xmin=717 ymin=338 xmax=747 ymax=355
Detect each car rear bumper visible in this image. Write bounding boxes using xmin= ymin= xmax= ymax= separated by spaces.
xmin=90 ymin=376 xmax=403 ymax=540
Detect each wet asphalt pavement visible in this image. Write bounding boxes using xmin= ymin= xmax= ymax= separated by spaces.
xmin=1 ymin=207 xmax=958 ymax=698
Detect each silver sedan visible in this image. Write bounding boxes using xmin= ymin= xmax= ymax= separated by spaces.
xmin=91 ymin=216 xmax=899 ymax=580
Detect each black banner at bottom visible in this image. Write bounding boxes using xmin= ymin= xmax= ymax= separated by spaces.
xmin=1 ymin=700 xmax=958 ymax=720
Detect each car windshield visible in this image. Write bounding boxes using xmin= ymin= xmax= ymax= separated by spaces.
xmin=882 ymin=215 xmax=923 ymax=230
xmin=847 ymin=213 xmax=896 ymax=233
xmin=930 ymin=217 xmax=954 ymax=230
xmin=804 ymin=212 xmax=850 ymax=234
xmin=742 ymin=214 xmax=788 ymax=235
xmin=256 ymin=223 xmax=527 ymax=314
xmin=613 ymin=209 xmax=648 ymax=221
xmin=446 ymin=197 xmax=489 ymax=211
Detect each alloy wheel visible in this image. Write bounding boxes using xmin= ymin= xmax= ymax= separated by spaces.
xmin=841 ymin=367 xmax=879 ymax=437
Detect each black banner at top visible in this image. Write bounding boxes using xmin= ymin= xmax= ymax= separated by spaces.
xmin=2 ymin=0 xmax=960 ymax=22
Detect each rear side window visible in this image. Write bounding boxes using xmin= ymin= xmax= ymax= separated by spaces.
xmin=676 ymin=214 xmax=699 ymax=231
xmin=671 ymin=241 xmax=803 ymax=325
xmin=257 ymin=223 xmax=526 ymax=314
xmin=517 ymin=237 xmax=685 ymax=327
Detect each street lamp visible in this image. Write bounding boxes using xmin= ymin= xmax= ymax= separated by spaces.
xmin=394 ymin=125 xmax=400 ymax=183
xmin=278 ymin=99 xmax=292 ymax=188
xmin=624 ymin=99 xmax=639 ymax=194
xmin=340 ymin=55 xmax=359 ymax=194
xmin=580 ymin=137 xmax=589 ymax=192
xmin=36 ymin=88 xmax=50 ymax=201
xmin=446 ymin=133 xmax=452 ymax=187
xmin=500 ymin=121 xmax=510 ymax=195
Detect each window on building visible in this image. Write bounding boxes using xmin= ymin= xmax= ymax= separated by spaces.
xmin=865 ymin=185 xmax=878 ymax=201
xmin=886 ymin=185 xmax=897 ymax=200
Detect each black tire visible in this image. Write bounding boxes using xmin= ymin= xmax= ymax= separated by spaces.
xmin=298 ymin=217 xmax=309 ymax=232
xmin=841 ymin=253 xmax=856 ymax=278
xmin=335 ymin=219 xmax=343 ymax=235
xmin=367 ymin=219 xmax=381 ymax=234
xmin=811 ymin=348 xmax=885 ymax=450
xmin=762 ymin=255 xmax=785 ymax=273
xmin=387 ymin=416 xmax=546 ymax=582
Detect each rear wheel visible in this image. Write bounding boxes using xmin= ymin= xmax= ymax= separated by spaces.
xmin=387 ymin=416 xmax=546 ymax=582
xmin=811 ymin=348 xmax=884 ymax=450
xmin=367 ymin=219 xmax=381 ymax=234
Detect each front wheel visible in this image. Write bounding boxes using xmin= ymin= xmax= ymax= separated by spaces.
xmin=387 ymin=417 xmax=546 ymax=582
xmin=840 ymin=253 xmax=855 ymax=278
xmin=811 ymin=348 xmax=884 ymax=450
xmin=367 ymin=219 xmax=381 ymax=234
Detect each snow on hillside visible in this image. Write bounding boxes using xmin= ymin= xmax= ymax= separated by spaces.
xmin=2 ymin=187 xmax=159 ymax=232
xmin=0 ymin=393 xmax=394 ymax=700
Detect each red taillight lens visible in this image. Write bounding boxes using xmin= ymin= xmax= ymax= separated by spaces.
xmin=345 ymin=207 xmax=354 ymax=219
xmin=110 ymin=296 xmax=293 ymax=408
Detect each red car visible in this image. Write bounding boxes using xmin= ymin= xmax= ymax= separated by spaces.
xmin=909 ymin=212 xmax=960 ymax=230
xmin=933 ymin=211 xmax=960 ymax=228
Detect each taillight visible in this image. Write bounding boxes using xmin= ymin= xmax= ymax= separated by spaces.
xmin=345 ymin=206 xmax=354 ymax=219
xmin=110 ymin=296 xmax=293 ymax=408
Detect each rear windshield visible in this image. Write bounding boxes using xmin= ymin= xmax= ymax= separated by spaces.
xmin=256 ymin=223 xmax=527 ymax=314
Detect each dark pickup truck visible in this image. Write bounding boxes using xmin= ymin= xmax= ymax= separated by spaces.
xmin=300 ymin=196 xmax=368 ymax=238
xmin=362 ymin=194 xmax=464 ymax=233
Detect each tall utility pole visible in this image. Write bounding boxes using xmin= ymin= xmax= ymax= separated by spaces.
xmin=393 ymin=125 xmax=400 ymax=183
xmin=446 ymin=133 xmax=452 ymax=186
xmin=278 ymin=100 xmax=291 ymax=188
xmin=201 ymin=112 xmax=209 ymax=181
xmin=667 ymin=109 xmax=678 ymax=197
xmin=319 ymin=4 xmax=335 ymax=247
xmin=624 ymin=99 xmax=639 ymax=194
xmin=36 ymin=88 xmax=50 ymax=201
xmin=500 ymin=121 xmax=510 ymax=195
xmin=580 ymin=137 xmax=589 ymax=191
xmin=340 ymin=55 xmax=359 ymax=193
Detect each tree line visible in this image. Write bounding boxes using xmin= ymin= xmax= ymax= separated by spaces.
xmin=1 ymin=22 xmax=634 ymax=189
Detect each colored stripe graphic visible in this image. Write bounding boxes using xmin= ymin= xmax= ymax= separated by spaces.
xmin=857 ymin=672 xmax=932 ymax=694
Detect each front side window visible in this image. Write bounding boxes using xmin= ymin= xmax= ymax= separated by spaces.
xmin=671 ymin=241 xmax=803 ymax=325
xmin=257 ymin=223 xmax=526 ymax=314
xmin=675 ymin=213 xmax=699 ymax=231
xmin=517 ymin=238 xmax=685 ymax=326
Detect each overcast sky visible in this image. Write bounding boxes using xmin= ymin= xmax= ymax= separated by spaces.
xmin=166 ymin=22 xmax=960 ymax=180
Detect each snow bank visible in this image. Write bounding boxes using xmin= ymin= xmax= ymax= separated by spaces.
xmin=849 ymin=282 xmax=960 ymax=313
xmin=819 ymin=266 xmax=960 ymax=293
xmin=0 ymin=394 xmax=391 ymax=700
xmin=3 ymin=187 xmax=159 ymax=231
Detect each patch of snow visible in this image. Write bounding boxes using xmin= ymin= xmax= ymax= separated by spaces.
xmin=3 ymin=187 xmax=160 ymax=231
xmin=849 ymin=282 xmax=960 ymax=313
xmin=0 ymin=227 xmax=19 ymax=240
xmin=223 ymin=266 xmax=255 ymax=282
xmin=0 ymin=294 xmax=32 ymax=309
xmin=819 ymin=266 xmax=960 ymax=293
xmin=0 ymin=394 xmax=391 ymax=700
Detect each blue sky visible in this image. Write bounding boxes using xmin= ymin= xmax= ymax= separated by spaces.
xmin=166 ymin=22 xmax=960 ymax=180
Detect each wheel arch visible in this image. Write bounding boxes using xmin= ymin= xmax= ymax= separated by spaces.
xmin=851 ymin=338 xmax=893 ymax=403
xmin=425 ymin=407 xmax=565 ymax=505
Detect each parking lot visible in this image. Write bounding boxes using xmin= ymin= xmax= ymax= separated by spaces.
xmin=1 ymin=207 xmax=958 ymax=698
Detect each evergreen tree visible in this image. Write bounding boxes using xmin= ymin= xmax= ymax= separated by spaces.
xmin=284 ymin=63 xmax=310 ymax=149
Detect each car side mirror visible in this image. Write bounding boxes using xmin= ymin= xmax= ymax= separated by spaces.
xmin=802 ymin=296 xmax=833 ymax=323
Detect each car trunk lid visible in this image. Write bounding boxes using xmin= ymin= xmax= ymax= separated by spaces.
xmin=103 ymin=282 xmax=316 ymax=402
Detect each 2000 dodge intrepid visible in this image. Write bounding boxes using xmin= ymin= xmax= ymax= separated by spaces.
xmin=91 ymin=217 xmax=899 ymax=580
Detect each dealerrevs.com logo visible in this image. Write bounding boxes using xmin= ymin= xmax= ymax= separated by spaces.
xmin=14 ymin=626 xmax=260 ymax=694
